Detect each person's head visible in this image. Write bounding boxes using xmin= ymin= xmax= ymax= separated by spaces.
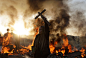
xmin=39 ymin=26 xmax=44 ymax=34
xmin=7 ymin=28 xmax=9 ymax=33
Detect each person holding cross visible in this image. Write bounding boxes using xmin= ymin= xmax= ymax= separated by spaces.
xmin=33 ymin=11 xmax=50 ymax=58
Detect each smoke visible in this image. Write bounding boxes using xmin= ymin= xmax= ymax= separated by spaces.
xmin=27 ymin=0 xmax=46 ymax=12
xmin=49 ymin=9 xmax=70 ymax=36
xmin=23 ymin=0 xmax=69 ymax=36
xmin=0 ymin=0 xmax=85 ymax=37
xmin=70 ymin=11 xmax=86 ymax=36
xmin=66 ymin=0 xmax=86 ymax=36
xmin=0 ymin=10 xmax=4 ymax=15
xmin=7 ymin=6 xmax=18 ymax=26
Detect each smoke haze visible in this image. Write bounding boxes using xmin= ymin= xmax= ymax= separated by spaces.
xmin=0 ymin=0 xmax=86 ymax=36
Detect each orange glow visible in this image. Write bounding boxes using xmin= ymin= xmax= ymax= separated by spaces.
xmin=63 ymin=34 xmax=69 ymax=47
xmin=56 ymin=50 xmax=58 ymax=53
xmin=80 ymin=48 xmax=85 ymax=57
xmin=54 ymin=41 xmax=58 ymax=46
xmin=72 ymin=47 xmax=78 ymax=52
xmin=49 ymin=44 xmax=55 ymax=53
xmin=25 ymin=44 xmax=32 ymax=50
xmin=68 ymin=44 xmax=72 ymax=53
xmin=34 ymin=27 xmax=39 ymax=37
xmin=2 ymin=47 xmax=10 ymax=53
xmin=1 ymin=33 xmax=14 ymax=54
xmin=63 ymin=38 xmax=68 ymax=47
xmin=61 ymin=49 xmax=65 ymax=56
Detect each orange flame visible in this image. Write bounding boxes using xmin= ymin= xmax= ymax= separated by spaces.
xmin=80 ymin=48 xmax=85 ymax=57
xmin=63 ymin=34 xmax=69 ymax=47
xmin=34 ymin=27 xmax=39 ymax=37
xmin=49 ymin=44 xmax=55 ymax=53
xmin=68 ymin=44 xmax=72 ymax=53
xmin=1 ymin=33 xmax=14 ymax=54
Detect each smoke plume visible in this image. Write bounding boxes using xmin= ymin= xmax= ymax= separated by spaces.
xmin=50 ymin=9 xmax=70 ymax=36
xmin=27 ymin=0 xmax=46 ymax=12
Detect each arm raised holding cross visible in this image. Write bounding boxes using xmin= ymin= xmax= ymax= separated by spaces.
xmin=33 ymin=9 xmax=51 ymax=58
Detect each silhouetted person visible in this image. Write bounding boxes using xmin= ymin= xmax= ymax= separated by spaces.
xmin=33 ymin=15 xmax=50 ymax=58
xmin=4 ymin=28 xmax=10 ymax=38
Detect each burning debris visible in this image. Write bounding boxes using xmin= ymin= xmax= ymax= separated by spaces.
xmin=0 ymin=0 xmax=86 ymax=58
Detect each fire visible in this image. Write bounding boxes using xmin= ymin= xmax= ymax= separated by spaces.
xmin=1 ymin=32 xmax=14 ymax=54
xmin=68 ymin=44 xmax=72 ymax=53
xmin=72 ymin=46 xmax=78 ymax=52
xmin=54 ymin=41 xmax=58 ymax=46
xmin=80 ymin=48 xmax=85 ymax=57
xmin=63 ymin=34 xmax=69 ymax=47
xmin=49 ymin=44 xmax=55 ymax=53
xmin=61 ymin=49 xmax=65 ymax=56
xmin=34 ymin=27 xmax=39 ymax=37
xmin=2 ymin=47 xmax=10 ymax=53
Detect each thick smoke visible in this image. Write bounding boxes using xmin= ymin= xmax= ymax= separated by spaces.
xmin=27 ymin=0 xmax=46 ymax=12
xmin=50 ymin=9 xmax=70 ymax=35
xmin=25 ymin=0 xmax=70 ymax=41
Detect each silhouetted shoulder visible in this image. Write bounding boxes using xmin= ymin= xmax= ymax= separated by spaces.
xmin=35 ymin=34 xmax=40 ymax=40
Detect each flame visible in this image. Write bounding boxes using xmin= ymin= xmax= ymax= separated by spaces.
xmin=68 ymin=44 xmax=72 ymax=53
xmin=72 ymin=46 xmax=78 ymax=52
xmin=49 ymin=40 xmax=58 ymax=54
xmin=54 ymin=41 xmax=58 ymax=46
xmin=34 ymin=27 xmax=39 ymax=37
xmin=63 ymin=34 xmax=69 ymax=47
xmin=1 ymin=32 xmax=14 ymax=54
xmin=61 ymin=49 xmax=65 ymax=56
xmin=80 ymin=48 xmax=85 ymax=57
xmin=49 ymin=44 xmax=55 ymax=53
xmin=2 ymin=47 xmax=10 ymax=53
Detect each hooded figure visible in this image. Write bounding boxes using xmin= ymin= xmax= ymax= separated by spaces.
xmin=33 ymin=15 xmax=50 ymax=58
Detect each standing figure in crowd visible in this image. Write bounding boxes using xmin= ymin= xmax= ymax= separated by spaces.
xmin=33 ymin=14 xmax=50 ymax=58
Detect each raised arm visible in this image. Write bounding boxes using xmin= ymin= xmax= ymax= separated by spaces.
xmin=41 ymin=15 xmax=50 ymax=39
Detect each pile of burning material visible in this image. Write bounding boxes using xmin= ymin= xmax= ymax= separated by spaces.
xmin=0 ymin=29 xmax=32 ymax=56
xmin=49 ymin=34 xmax=86 ymax=58
xmin=1 ymin=29 xmax=14 ymax=55
xmin=1 ymin=29 xmax=86 ymax=58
